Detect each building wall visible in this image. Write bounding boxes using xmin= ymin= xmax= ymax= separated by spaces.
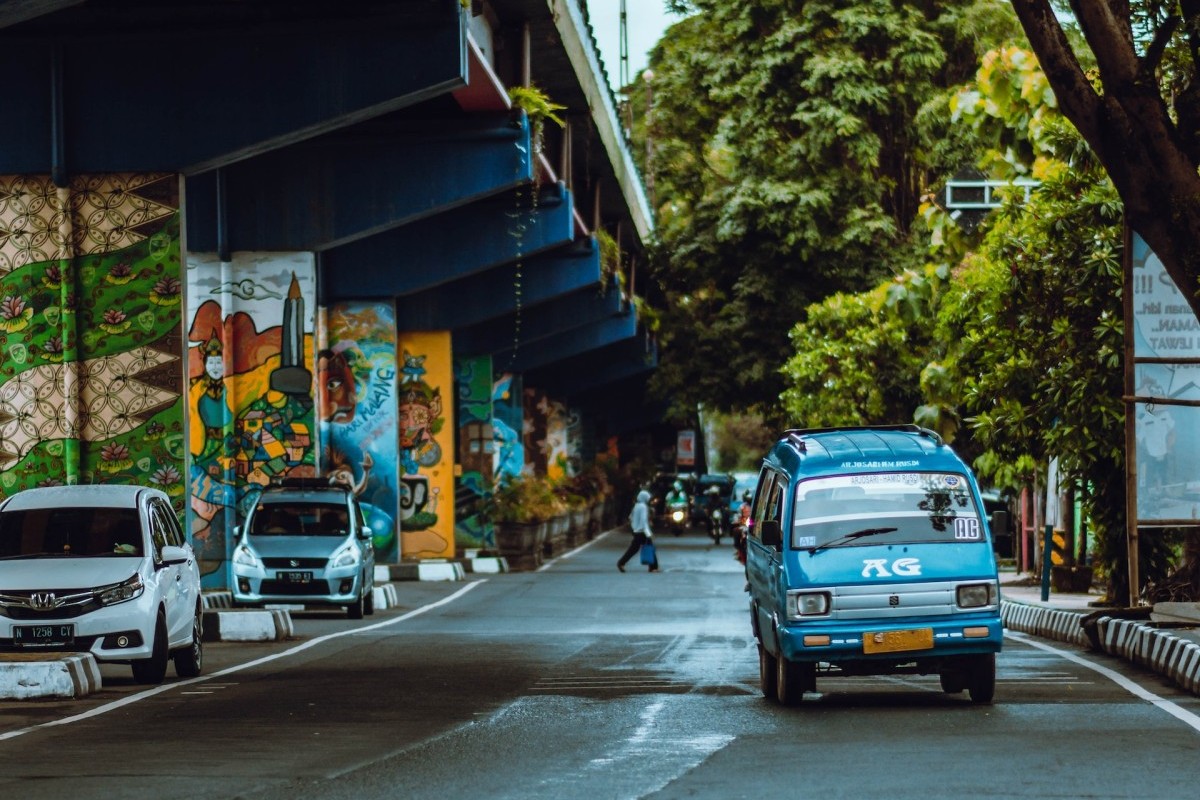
xmin=323 ymin=301 xmax=400 ymax=563
xmin=186 ymin=252 xmax=317 ymax=587
xmin=0 ymin=173 xmax=185 ymax=504
xmin=396 ymin=330 xmax=455 ymax=559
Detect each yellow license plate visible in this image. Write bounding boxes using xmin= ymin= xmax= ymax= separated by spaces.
xmin=862 ymin=627 xmax=934 ymax=654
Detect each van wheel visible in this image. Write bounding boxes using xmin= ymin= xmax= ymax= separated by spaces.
xmin=131 ymin=614 xmax=169 ymax=684
xmin=776 ymin=654 xmax=812 ymax=706
xmin=939 ymin=670 xmax=966 ymax=694
xmin=967 ymin=654 xmax=996 ymax=704
xmin=758 ymin=643 xmax=777 ymax=700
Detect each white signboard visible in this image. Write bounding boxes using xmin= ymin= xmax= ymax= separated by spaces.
xmin=1131 ymin=234 xmax=1200 ymax=522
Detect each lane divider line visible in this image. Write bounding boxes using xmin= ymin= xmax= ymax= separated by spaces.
xmin=0 ymin=580 xmax=486 ymax=742
xmin=1006 ymin=629 xmax=1200 ymax=734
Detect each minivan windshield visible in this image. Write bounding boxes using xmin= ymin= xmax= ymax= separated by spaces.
xmin=0 ymin=507 xmax=143 ymax=558
xmin=250 ymin=502 xmax=350 ymax=536
xmin=791 ymin=472 xmax=983 ymax=550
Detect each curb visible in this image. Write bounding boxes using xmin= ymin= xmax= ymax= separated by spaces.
xmin=0 ymin=653 xmax=102 ymax=699
xmin=202 ymin=608 xmax=293 ymax=642
xmin=1003 ymin=598 xmax=1200 ymax=698
xmin=372 ymin=582 xmax=400 ymax=610
xmin=383 ymin=561 xmax=466 ymax=582
xmin=461 ymin=556 xmax=508 ymax=574
xmin=202 ymin=591 xmax=234 ymax=610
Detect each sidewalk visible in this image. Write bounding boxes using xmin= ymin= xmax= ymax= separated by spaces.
xmin=998 ymin=570 xmax=1106 ymax=612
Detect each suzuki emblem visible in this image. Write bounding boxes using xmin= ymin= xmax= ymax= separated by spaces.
xmin=289 ymin=559 xmax=300 ymax=568
xmin=29 ymin=591 xmax=58 ymax=611
xmin=889 ymin=595 xmax=900 ymax=607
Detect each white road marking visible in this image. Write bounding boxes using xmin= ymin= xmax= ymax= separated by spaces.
xmin=0 ymin=581 xmax=485 ymax=742
xmin=1006 ymin=630 xmax=1200 ymax=733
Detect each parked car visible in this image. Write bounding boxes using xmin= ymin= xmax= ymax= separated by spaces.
xmin=232 ymin=477 xmax=375 ymax=618
xmin=0 ymin=484 xmax=203 ymax=684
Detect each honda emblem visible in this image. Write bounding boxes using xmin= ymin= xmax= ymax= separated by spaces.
xmin=30 ymin=591 xmax=58 ymax=611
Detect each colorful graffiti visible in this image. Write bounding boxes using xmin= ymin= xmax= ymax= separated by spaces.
xmin=0 ymin=173 xmax=185 ymax=504
xmin=186 ymin=252 xmax=316 ymax=586
xmin=395 ymin=331 xmax=454 ymax=559
xmin=524 ymin=387 xmax=572 ymax=478
xmin=323 ymin=301 xmax=400 ymax=563
xmin=454 ymin=355 xmax=494 ymax=550
xmin=492 ymin=372 xmax=525 ymax=480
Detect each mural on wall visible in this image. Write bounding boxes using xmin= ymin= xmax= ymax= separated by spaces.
xmin=523 ymin=387 xmax=571 ymax=478
xmin=454 ymin=355 xmax=494 ymax=550
xmin=492 ymin=371 xmax=525 ymax=480
xmin=396 ymin=331 xmax=455 ymax=559
xmin=186 ymin=252 xmax=317 ymax=586
xmin=323 ymin=301 xmax=400 ymax=563
xmin=0 ymin=173 xmax=185 ymax=504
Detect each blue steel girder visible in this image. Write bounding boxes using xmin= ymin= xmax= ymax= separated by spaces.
xmin=0 ymin=3 xmax=465 ymax=174
xmin=324 ymin=181 xmax=576 ymax=299
xmin=453 ymin=286 xmax=623 ymax=357
xmin=576 ymin=378 xmax=665 ymax=437
xmin=389 ymin=238 xmax=601 ymax=330
xmin=527 ymin=337 xmax=657 ymax=399
xmin=186 ymin=112 xmax=533 ymax=252
xmin=491 ymin=312 xmax=638 ymax=374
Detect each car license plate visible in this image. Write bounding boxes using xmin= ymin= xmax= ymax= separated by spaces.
xmin=278 ymin=571 xmax=312 ymax=583
xmin=862 ymin=627 xmax=933 ymax=654
xmin=13 ymin=624 xmax=75 ymax=648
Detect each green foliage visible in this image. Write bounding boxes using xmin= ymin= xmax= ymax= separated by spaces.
xmin=508 ymin=84 xmax=566 ymax=154
xmin=489 ymin=474 xmax=563 ymax=524
xmin=709 ymin=411 xmax=776 ymax=472
xmin=642 ymin=1 xmax=1021 ymax=422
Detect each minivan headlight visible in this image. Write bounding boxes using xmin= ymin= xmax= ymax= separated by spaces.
xmin=332 ymin=543 xmax=360 ymax=568
xmin=787 ymin=590 xmax=830 ymax=619
xmin=233 ymin=543 xmax=260 ymax=568
xmin=956 ymin=582 xmax=998 ymax=608
xmin=97 ymin=575 xmax=144 ymax=606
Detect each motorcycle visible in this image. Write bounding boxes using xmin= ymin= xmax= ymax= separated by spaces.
xmin=708 ymin=505 xmax=727 ymax=544
xmin=666 ymin=496 xmax=689 ymax=535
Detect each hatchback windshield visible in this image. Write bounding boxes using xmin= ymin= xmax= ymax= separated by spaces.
xmin=250 ymin=502 xmax=349 ymax=536
xmin=0 ymin=506 xmax=143 ymax=558
xmin=791 ymin=472 xmax=982 ymax=550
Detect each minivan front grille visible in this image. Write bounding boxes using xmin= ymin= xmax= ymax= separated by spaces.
xmin=0 ymin=589 xmax=99 ymax=619
xmin=826 ymin=580 xmax=987 ymax=620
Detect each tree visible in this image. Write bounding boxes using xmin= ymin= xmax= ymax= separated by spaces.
xmin=642 ymin=1 xmax=1020 ymax=424
xmin=1009 ymin=2 xmax=1200 ymax=320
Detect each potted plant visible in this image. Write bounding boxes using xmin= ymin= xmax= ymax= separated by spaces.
xmin=490 ymin=474 xmax=557 ymax=570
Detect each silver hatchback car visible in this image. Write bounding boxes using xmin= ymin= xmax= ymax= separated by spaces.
xmin=232 ymin=479 xmax=375 ymax=618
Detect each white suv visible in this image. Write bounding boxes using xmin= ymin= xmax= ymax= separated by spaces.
xmin=0 ymin=484 xmax=203 ymax=684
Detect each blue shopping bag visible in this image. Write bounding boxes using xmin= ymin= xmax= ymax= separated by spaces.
xmin=640 ymin=540 xmax=656 ymax=565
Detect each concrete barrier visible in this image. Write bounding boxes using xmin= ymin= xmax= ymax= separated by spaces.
xmin=201 ymin=591 xmax=234 ymax=610
xmin=463 ymin=556 xmax=508 ymax=574
xmin=0 ymin=653 xmax=102 ymax=699
xmin=202 ymin=608 xmax=293 ymax=642
xmin=372 ymin=583 xmax=399 ymax=610
xmin=385 ymin=561 xmax=466 ymax=582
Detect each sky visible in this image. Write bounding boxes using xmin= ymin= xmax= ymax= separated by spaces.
xmin=586 ymin=1 xmax=681 ymax=91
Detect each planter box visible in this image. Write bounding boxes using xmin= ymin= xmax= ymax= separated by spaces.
xmin=567 ymin=509 xmax=590 ymax=546
xmin=589 ymin=503 xmax=605 ymax=538
xmin=544 ymin=514 xmax=569 ymax=557
xmin=494 ymin=521 xmax=547 ymax=571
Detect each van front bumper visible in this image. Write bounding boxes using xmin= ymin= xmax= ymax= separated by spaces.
xmin=777 ymin=613 xmax=1003 ymax=665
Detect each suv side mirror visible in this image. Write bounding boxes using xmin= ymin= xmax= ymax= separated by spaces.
xmin=761 ymin=519 xmax=783 ymax=550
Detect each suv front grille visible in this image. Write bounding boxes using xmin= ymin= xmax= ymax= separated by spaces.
xmin=262 ymin=557 xmax=328 ymax=569
xmin=259 ymin=579 xmax=332 ymax=596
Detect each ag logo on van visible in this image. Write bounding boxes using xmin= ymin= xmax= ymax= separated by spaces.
xmin=862 ymin=557 xmax=922 ymax=578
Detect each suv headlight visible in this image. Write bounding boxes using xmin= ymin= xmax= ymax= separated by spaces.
xmin=786 ymin=590 xmax=830 ymax=619
xmin=331 ymin=543 xmax=360 ymax=568
xmin=956 ymin=582 xmax=998 ymax=608
xmin=233 ymin=543 xmax=260 ymax=568
xmin=97 ymin=575 xmax=144 ymax=606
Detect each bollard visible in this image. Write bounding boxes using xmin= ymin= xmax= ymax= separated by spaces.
xmin=1040 ymin=524 xmax=1053 ymax=602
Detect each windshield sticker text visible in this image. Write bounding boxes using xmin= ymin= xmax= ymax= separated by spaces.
xmin=840 ymin=460 xmax=920 ymax=469
xmin=953 ymin=517 xmax=981 ymax=540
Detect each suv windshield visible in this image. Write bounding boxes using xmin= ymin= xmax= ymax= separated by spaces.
xmin=791 ymin=472 xmax=982 ymax=550
xmin=250 ymin=501 xmax=349 ymax=536
xmin=0 ymin=506 xmax=143 ymax=557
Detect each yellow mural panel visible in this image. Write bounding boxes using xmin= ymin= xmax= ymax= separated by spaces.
xmin=396 ymin=331 xmax=455 ymax=559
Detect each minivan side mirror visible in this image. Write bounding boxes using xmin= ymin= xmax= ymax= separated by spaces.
xmin=990 ymin=510 xmax=1009 ymax=541
xmin=761 ymin=519 xmax=783 ymax=550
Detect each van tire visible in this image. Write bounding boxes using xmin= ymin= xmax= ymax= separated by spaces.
xmin=772 ymin=657 xmax=811 ymax=705
xmin=967 ymin=654 xmax=996 ymax=704
xmin=758 ymin=644 xmax=777 ymax=700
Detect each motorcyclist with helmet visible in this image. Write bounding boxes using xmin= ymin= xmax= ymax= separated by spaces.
xmin=665 ymin=480 xmax=690 ymax=535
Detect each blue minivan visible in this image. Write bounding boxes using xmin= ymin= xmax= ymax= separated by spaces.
xmin=746 ymin=425 xmax=1003 ymax=705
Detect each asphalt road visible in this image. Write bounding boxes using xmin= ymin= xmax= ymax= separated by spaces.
xmin=3 ymin=529 xmax=1200 ymax=800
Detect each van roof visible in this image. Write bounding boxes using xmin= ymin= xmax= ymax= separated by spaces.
xmin=769 ymin=425 xmax=962 ymax=476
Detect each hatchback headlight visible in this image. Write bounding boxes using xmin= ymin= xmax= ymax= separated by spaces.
xmin=233 ymin=543 xmax=260 ymax=568
xmin=97 ymin=575 xmax=144 ymax=606
xmin=787 ymin=590 xmax=830 ymax=619
xmin=332 ymin=543 xmax=360 ymax=568
xmin=956 ymin=582 xmax=998 ymax=608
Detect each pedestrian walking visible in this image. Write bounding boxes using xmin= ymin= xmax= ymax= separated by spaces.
xmin=618 ymin=489 xmax=658 ymax=572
